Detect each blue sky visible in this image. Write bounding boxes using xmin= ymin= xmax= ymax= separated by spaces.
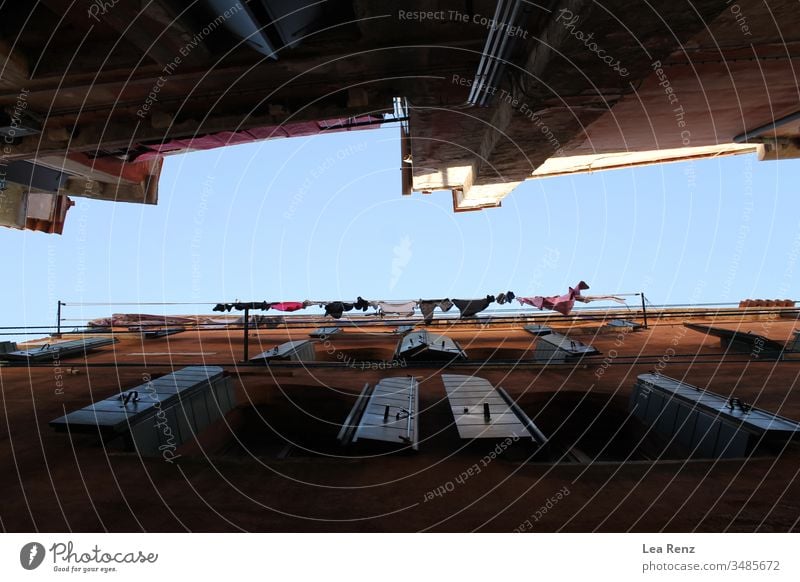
xmin=2 ymin=126 xmax=799 ymax=339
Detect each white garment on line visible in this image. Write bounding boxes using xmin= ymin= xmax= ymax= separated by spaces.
xmin=576 ymin=294 xmax=627 ymax=304
xmin=370 ymin=300 xmax=417 ymax=316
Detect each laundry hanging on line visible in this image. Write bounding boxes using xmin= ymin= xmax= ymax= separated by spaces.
xmin=453 ymin=295 xmax=495 ymax=318
xmin=270 ymin=301 xmax=307 ymax=312
xmin=495 ymin=291 xmax=516 ymax=305
xmin=324 ymin=301 xmax=354 ymax=319
xmin=418 ymin=299 xmax=454 ymax=324
xmin=213 ymin=301 xmax=312 ymax=313
xmin=235 ymin=301 xmax=270 ymax=310
xmin=322 ymin=297 xmax=369 ymax=319
xmin=370 ymin=300 xmax=417 ymax=317
xmin=517 ymin=281 xmax=589 ymax=315
xmin=213 ymin=302 xmax=270 ymax=312
xmin=208 ymin=282 xmax=630 ymax=322
xmin=576 ymin=294 xmax=627 ymax=305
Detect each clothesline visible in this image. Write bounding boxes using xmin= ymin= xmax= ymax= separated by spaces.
xmin=208 ymin=282 xmax=634 ymax=322
xmin=62 ymin=291 xmax=644 ymax=308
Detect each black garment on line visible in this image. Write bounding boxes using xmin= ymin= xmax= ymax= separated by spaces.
xmin=453 ymin=295 xmax=495 ymax=318
xmin=496 ymin=291 xmax=516 ymax=305
xmin=418 ymin=299 xmax=454 ymax=325
xmin=324 ymin=302 xmax=354 ymax=319
xmin=233 ymin=301 xmax=270 ymax=311
xmin=353 ymin=296 xmax=370 ymax=311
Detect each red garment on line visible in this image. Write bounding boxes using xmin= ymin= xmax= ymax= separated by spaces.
xmin=270 ymin=302 xmax=305 ymax=312
xmin=518 ymin=281 xmax=590 ymax=315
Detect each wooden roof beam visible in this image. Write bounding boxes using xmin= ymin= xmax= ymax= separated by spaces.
xmin=5 ymin=95 xmax=396 ymax=160
xmin=0 ymin=39 xmax=30 ymax=90
xmin=470 ymin=0 xmax=732 ymax=187
xmin=37 ymin=0 xmax=211 ymax=69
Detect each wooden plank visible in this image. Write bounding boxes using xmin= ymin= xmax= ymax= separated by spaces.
xmin=455 ymin=413 xmax=524 ymax=426
xmin=442 ymin=375 xmax=495 ymax=394
xmin=442 ymin=374 xmax=544 ymax=441
xmin=360 ymin=413 xmax=413 ymax=429
xmin=127 ymin=352 xmax=214 ymax=356
xmin=2 ymin=336 xmax=118 ymax=361
xmin=538 ymin=333 xmax=598 ymax=355
xmin=607 ymin=319 xmax=642 ymax=329
xmin=446 ymin=389 xmax=502 ymax=397
xmin=524 ymin=324 xmax=553 ymax=336
xmin=447 ymin=396 xmax=507 ymax=406
xmin=250 ymin=340 xmax=314 ymax=362
xmin=637 ymin=373 xmax=800 ymax=435
xmin=373 ymin=385 xmax=415 ymax=398
xmin=309 ymin=327 xmax=341 ymax=338
xmin=0 ymin=40 xmax=30 ymax=90
xmin=446 ymin=385 xmax=504 ymax=393
xmin=353 ymin=376 xmax=418 ymax=450
xmin=49 ymin=409 xmax=133 ymax=434
xmin=370 ymin=394 xmax=412 ymax=405
xmin=456 ymin=424 xmax=528 ymax=439
xmin=451 ymin=404 xmax=513 ymax=415
xmin=396 ymin=330 xmax=467 ymax=359
xmin=355 ymin=425 xmax=410 ymax=443
xmin=141 ymin=327 xmax=185 ymax=338
xmin=89 ymin=398 xmax=161 ymax=413
xmin=337 ymin=383 xmax=372 ymax=444
xmin=50 ymin=366 xmax=225 ymax=434
xmin=683 ymin=323 xmax=783 ymax=357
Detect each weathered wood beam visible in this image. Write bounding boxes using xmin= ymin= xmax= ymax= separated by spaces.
xmin=0 ymin=39 xmax=30 ymax=89
xmin=0 ymin=37 xmax=484 ymax=107
xmin=95 ymin=0 xmax=211 ymax=67
xmin=5 ymin=95 xmax=397 ymax=160
xmin=471 ymin=0 xmax=732 ymax=188
xmin=59 ymin=176 xmax=157 ymax=204
xmin=37 ymin=0 xmax=210 ymax=69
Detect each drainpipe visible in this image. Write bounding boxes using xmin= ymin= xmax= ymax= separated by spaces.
xmin=242 ymin=307 xmax=250 ymax=362
xmin=733 ymin=110 xmax=800 ymax=143
xmin=466 ymin=0 xmax=532 ymax=107
xmin=468 ymin=0 xmax=512 ymax=105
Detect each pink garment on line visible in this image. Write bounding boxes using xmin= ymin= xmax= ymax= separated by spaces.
xmin=518 ymin=281 xmax=590 ymax=315
xmin=270 ymin=302 xmax=306 ymax=312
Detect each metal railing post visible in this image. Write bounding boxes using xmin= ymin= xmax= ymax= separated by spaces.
xmin=56 ymin=300 xmax=63 ymax=337
xmin=641 ymin=293 xmax=648 ymax=329
xmin=242 ymin=307 xmax=250 ymax=362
